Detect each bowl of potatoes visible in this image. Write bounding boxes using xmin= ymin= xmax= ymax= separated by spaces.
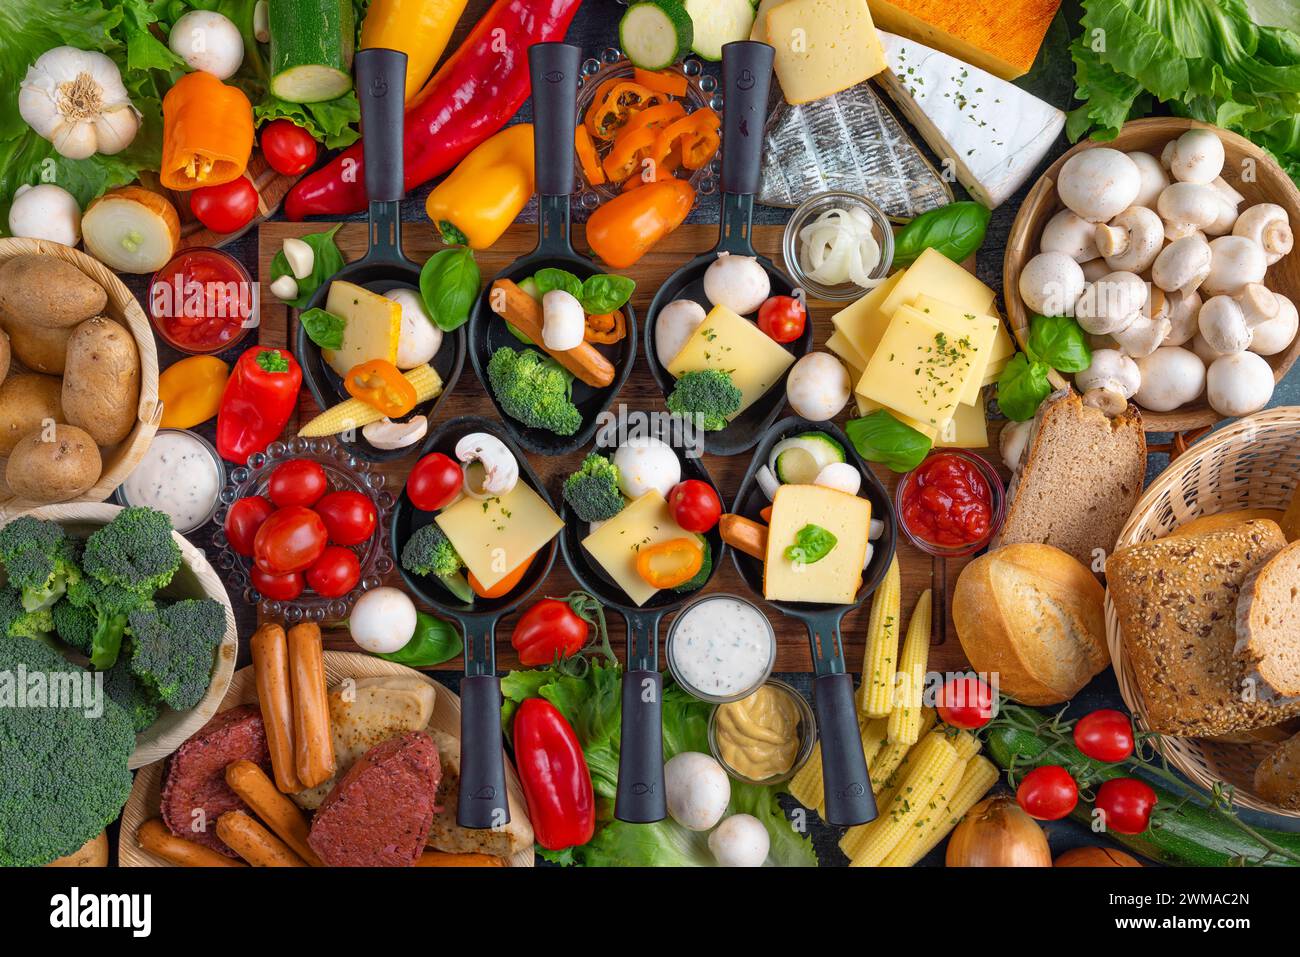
xmin=0 ymin=238 xmax=160 ymax=518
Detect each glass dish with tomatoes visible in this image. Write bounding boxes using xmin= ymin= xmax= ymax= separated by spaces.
xmin=214 ymin=436 xmax=395 ymax=621
xmin=149 ymin=247 xmax=257 ymax=355
xmin=895 ymin=449 xmax=1005 ymax=558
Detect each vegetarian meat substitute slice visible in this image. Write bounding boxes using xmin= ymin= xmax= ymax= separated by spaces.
xmin=308 ymin=730 xmax=441 ymax=867
xmin=160 ymin=704 xmax=271 ymax=856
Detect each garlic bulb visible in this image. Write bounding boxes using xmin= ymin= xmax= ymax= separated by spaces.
xmin=18 ymin=47 xmax=140 ymax=160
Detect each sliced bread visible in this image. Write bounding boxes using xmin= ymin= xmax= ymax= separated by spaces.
xmin=1236 ymin=540 xmax=1300 ymax=701
xmin=992 ymin=390 xmax=1146 ymax=571
xmin=1107 ymin=519 xmax=1300 ymax=737
xmin=1255 ymin=732 xmax=1300 ymax=810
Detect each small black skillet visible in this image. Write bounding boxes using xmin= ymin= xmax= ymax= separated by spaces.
xmin=644 ymin=41 xmax=811 ymax=457
xmin=391 ymin=416 xmax=559 ymax=829
xmin=466 ymin=42 xmax=636 ymax=455
xmin=295 ymin=49 xmax=465 ymax=463
xmin=730 ymin=417 xmax=898 ymax=826
xmin=558 ymin=431 xmax=726 ymax=823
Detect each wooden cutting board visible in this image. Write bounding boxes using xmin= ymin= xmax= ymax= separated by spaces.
xmin=257 ymin=222 xmax=1000 ymax=673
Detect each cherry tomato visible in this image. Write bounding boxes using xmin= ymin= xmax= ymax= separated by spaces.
xmin=251 ymin=565 xmax=305 ymax=601
xmin=1016 ymin=765 xmax=1078 ymax=821
xmin=260 ymin=119 xmax=318 ymax=176
xmin=1073 ymin=709 xmax=1135 ymax=763
xmin=253 ymin=506 xmax=328 ymax=574
xmin=224 ymin=495 xmax=276 ymax=556
xmin=406 ymin=452 xmax=462 ymax=511
xmin=936 ymin=675 xmax=995 ymax=730
xmin=757 ymin=295 xmax=806 ymax=343
xmin=667 ymin=479 xmax=721 ymax=533
xmin=1094 ymin=778 xmax=1157 ymax=834
xmin=305 ymin=546 xmax=361 ymax=598
xmin=314 ymin=490 xmax=377 ymax=546
xmin=267 ymin=459 xmax=328 ymax=508
xmin=511 ymin=596 xmax=590 ymax=667
xmin=189 ymin=176 xmax=258 ymax=234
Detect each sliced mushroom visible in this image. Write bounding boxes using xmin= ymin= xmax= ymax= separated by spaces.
xmin=1075 ymin=270 xmax=1147 ymax=336
xmin=1057 ymin=149 xmax=1141 ymax=223
xmin=1157 ymin=182 xmax=1223 ymax=240
xmin=1075 ymin=348 xmax=1140 ymax=415
xmin=1126 ymin=151 xmax=1170 ymax=209
xmin=1197 ymin=295 xmax=1253 ymax=354
xmin=361 ymin=415 xmax=428 ymax=450
xmin=1095 ymin=206 xmax=1163 ymax=273
xmin=1201 ymin=235 xmax=1267 ymax=297
xmin=1164 ymin=288 xmax=1202 ymax=346
xmin=455 ymin=432 xmax=519 ymax=496
xmin=1151 ymin=234 xmax=1212 ymax=294
xmin=1018 ymin=251 xmax=1087 ymax=317
xmin=1249 ymin=293 xmax=1299 ymax=356
xmin=1134 ymin=347 xmax=1207 ymax=412
xmin=1168 ymin=128 xmax=1226 ymax=184
xmin=1041 ymin=208 xmax=1101 ymax=263
xmin=1232 ymin=203 xmax=1293 ymax=266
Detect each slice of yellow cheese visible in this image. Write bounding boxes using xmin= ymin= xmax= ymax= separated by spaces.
xmin=767 ymin=0 xmax=887 ymax=105
xmin=909 ymin=295 xmax=1002 ymax=406
xmin=854 ymin=396 xmax=941 ymax=441
xmin=435 ymin=481 xmax=563 ymax=591
xmin=323 ymin=280 xmax=401 ymax=378
xmin=934 ymin=396 xmax=989 ymax=448
xmin=666 ymin=304 xmax=795 ymax=418
xmin=831 ymin=272 xmax=904 ymax=365
xmin=581 ymin=491 xmax=696 ymax=607
xmin=764 ymin=484 xmax=871 ymax=605
xmin=878 ymin=248 xmax=996 ymax=321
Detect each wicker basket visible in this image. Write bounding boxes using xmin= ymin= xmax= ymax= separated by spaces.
xmin=0 ymin=238 xmax=160 ymax=517
xmin=1106 ymin=407 xmax=1300 ymax=816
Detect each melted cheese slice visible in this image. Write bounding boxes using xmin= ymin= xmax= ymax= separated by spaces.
xmin=435 ymin=481 xmax=563 ymax=591
xmin=581 ymin=491 xmax=695 ymax=607
xmin=666 ymin=304 xmax=795 ymax=418
xmin=764 ymin=484 xmax=871 ymax=604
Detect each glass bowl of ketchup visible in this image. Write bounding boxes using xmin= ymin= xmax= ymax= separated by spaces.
xmin=149 ymin=247 xmax=257 ymax=355
xmin=895 ymin=449 xmax=1005 ymax=558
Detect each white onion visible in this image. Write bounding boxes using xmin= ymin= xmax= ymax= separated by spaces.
xmin=797 ymin=207 xmax=884 ymax=289
xmin=756 ymin=464 xmax=780 ymax=501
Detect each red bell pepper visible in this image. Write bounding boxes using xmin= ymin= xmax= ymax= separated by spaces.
xmin=284 ymin=0 xmax=583 ymax=220
xmin=513 ymin=698 xmax=595 ymax=851
xmin=216 ymin=347 xmax=302 ymax=463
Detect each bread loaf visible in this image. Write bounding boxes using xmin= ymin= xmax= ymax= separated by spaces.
xmin=1166 ymin=508 xmax=1286 ymax=540
xmin=1255 ymin=732 xmax=1300 ymax=810
xmin=952 ymin=543 xmax=1108 ymax=705
xmin=1235 ymin=540 xmax=1300 ymax=702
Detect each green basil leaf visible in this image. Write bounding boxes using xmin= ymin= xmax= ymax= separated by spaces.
xmin=376 ymin=612 xmax=463 ymax=668
xmin=785 ymin=524 xmax=838 ymax=565
xmin=1027 ymin=315 xmax=1092 ymax=373
xmin=269 ymin=224 xmax=345 ymax=310
xmin=533 ymin=267 xmax=584 ymax=299
xmin=580 ymin=274 xmax=635 ymax=314
xmin=996 ymin=354 xmax=1053 ymax=421
xmin=298 ymin=308 xmax=346 ymax=350
xmin=419 ymin=247 xmax=480 ymax=332
xmin=892 ymin=201 xmax=991 ymax=268
xmin=845 ymin=410 xmax=933 ymax=473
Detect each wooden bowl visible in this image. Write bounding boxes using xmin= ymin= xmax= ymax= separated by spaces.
xmin=1004 ymin=118 xmax=1300 ymax=433
xmin=118 ymin=652 xmax=535 ymax=867
xmin=0 ymin=237 xmax=161 ymax=516
xmin=20 ymin=502 xmax=237 ymax=770
xmin=1105 ymin=407 xmax=1300 ymax=816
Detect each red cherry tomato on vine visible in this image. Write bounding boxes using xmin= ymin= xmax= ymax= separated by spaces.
xmin=251 ymin=565 xmax=304 ymax=601
xmin=757 ymin=296 xmax=806 ymax=343
xmin=1016 ymin=765 xmax=1078 ymax=821
xmin=267 ymin=459 xmax=328 ymax=508
xmin=406 ymin=452 xmax=462 ymax=511
xmin=511 ymin=597 xmax=590 ymax=667
xmin=667 ymin=480 xmax=721 ymax=533
xmin=306 ymin=546 xmax=361 ymax=598
xmin=253 ymin=506 xmax=328 ymax=574
xmin=260 ymin=119 xmax=318 ymax=176
xmin=314 ymin=490 xmax=377 ymax=546
xmin=224 ymin=495 xmax=275 ymax=556
xmin=1094 ymin=778 xmax=1157 ymax=834
xmin=1073 ymin=709 xmax=1135 ymax=763
xmin=189 ymin=176 xmax=258 ymax=234
xmin=936 ymin=675 xmax=994 ymax=730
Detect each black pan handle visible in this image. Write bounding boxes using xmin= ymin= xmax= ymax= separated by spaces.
xmin=529 ymin=42 xmax=580 ymax=197
xmin=721 ymin=41 xmax=774 ymax=197
xmin=815 ymin=673 xmax=876 ymax=826
xmin=356 ymin=49 xmax=408 ymax=204
xmin=616 ymin=669 xmax=666 ymax=823
xmin=458 ymin=674 xmax=510 ymax=829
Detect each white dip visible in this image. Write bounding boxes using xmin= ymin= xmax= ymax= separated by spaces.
xmin=670 ymin=596 xmax=774 ymax=699
xmin=122 ymin=430 xmax=221 ymax=532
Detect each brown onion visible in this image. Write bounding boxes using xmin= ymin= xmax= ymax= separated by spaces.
xmin=1055 ymin=846 xmax=1143 ymax=867
xmin=945 ymin=796 xmax=1052 ymax=867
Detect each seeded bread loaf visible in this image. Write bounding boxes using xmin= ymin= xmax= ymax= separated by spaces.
xmin=1166 ymin=508 xmax=1286 ymax=540
xmin=1255 ymin=732 xmax=1300 ymax=810
xmin=1235 ymin=540 xmax=1300 ymax=702
xmin=1107 ymin=520 xmax=1300 ymax=737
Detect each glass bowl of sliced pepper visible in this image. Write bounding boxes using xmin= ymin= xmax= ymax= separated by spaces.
xmin=895 ymin=449 xmax=1005 ymax=558
xmin=214 ymin=436 xmax=396 ymax=622
xmin=574 ymin=50 xmax=722 ymax=207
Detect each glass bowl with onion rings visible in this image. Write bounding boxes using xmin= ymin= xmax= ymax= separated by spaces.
xmin=782 ymin=191 xmax=893 ymax=301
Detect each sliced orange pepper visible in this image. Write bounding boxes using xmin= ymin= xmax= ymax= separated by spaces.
xmin=584 ymin=309 xmax=626 ymax=344
xmin=585 ymin=81 xmax=666 ymax=139
xmin=602 ymin=125 xmax=660 ymax=182
xmin=633 ymin=67 xmax=689 ymax=98
xmin=575 ymin=126 xmax=605 ymax=186
xmin=618 ymin=101 xmax=686 ymax=139
xmin=654 ymin=108 xmax=720 ymax=172
xmin=343 ymin=359 xmax=418 ymax=417
xmin=468 ymin=552 xmax=535 ymax=598
xmin=635 ymin=538 xmax=704 ymax=589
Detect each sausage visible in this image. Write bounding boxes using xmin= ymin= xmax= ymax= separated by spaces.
xmin=250 ymin=622 xmax=302 ymax=794
xmin=720 ymin=513 xmax=768 ymax=560
xmin=416 ymin=850 xmax=507 ymax=867
xmin=489 ymin=279 xmax=615 ymax=388
xmin=224 ymin=760 xmax=323 ymax=867
xmin=215 ymin=811 xmax=307 ymax=867
xmin=137 ymin=818 xmax=246 ymax=868
xmin=288 ymin=622 xmax=336 ymax=788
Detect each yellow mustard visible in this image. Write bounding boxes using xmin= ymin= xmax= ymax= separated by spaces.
xmin=715 ymin=685 xmax=801 ymax=780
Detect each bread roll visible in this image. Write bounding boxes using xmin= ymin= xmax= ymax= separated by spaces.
xmin=1167 ymin=508 xmax=1285 ymax=540
xmin=1256 ymin=732 xmax=1300 ymax=810
xmin=953 ymin=543 xmax=1109 ymax=705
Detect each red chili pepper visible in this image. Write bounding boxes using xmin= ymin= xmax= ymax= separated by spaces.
xmin=284 ymin=0 xmax=582 ymax=220
xmin=513 ymin=698 xmax=595 ymax=851
xmin=216 ymin=347 xmax=302 ymax=463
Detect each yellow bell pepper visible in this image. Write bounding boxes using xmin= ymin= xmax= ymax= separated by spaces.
xmin=158 ymin=356 xmax=229 ymax=429
xmin=425 ymin=124 xmax=535 ymax=249
xmin=360 ymin=0 xmax=469 ymax=102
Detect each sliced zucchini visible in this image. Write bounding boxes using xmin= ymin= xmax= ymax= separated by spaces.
xmin=620 ymin=0 xmax=694 ymax=70
xmin=269 ymin=0 xmax=355 ymax=103
xmin=683 ymin=0 xmax=755 ymax=61
xmin=769 ymin=432 xmax=847 ymax=484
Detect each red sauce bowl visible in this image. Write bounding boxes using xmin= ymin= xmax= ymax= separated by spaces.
xmin=894 ymin=449 xmax=1005 ymax=558
xmin=149 ymin=247 xmax=257 ymax=355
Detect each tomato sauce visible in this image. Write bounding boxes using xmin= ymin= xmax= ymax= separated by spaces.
xmin=149 ymin=248 xmax=255 ymax=354
xmin=899 ymin=451 xmax=998 ymax=553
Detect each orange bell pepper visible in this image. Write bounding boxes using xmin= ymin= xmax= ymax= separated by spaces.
xmin=635 ymin=538 xmax=703 ymax=589
xmin=584 ymin=81 xmax=666 ymax=139
xmin=160 ymin=71 xmax=254 ymax=191
xmin=633 ymin=68 xmax=688 ymax=98
xmin=575 ymin=127 xmax=605 ymax=186
xmin=344 ymin=359 xmax=418 ymax=416
xmin=469 ymin=552 xmax=535 ymax=598
xmin=586 ymin=178 xmax=695 ymax=269
xmin=655 ymin=108 xmax=720 ymax=172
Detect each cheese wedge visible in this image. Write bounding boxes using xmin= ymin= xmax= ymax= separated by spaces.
xmin=765 ymin=484 xmax=871 ymax=604
xmin=581 ymin=491 xmax=697 ymax=607
xmin=323 ymin=280 xmax=401 ymax=378
xmin=435 ymin=481 xmax=563 ymax=592
xmin=666 ymin=304 xmax=795 ymax=418
xmin=767 ymin=0 xmax=886 ymax=105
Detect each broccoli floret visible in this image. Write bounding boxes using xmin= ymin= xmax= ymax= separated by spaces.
xmin=666 ymin=369 xmax=743 ymax=431
xmin=673 ymin=537 xmax=713 ymax=594
xmin=563 ymin=453 xmax=625 ymax=523
xmin=0 ymin=516 xmax=81 ymax=611
xmin=82 ymin=506 xmax=181 ymax=598
xmin=66 ymin=577 xmax=153 ymax=670
xmin=400 ymin=523 xmax=474 ymax=604
xmin=104 ymin=647 xmax=160 ymax=733
xmin=0 ymin=634 xmax=135 ymax=866
xmin=487 ymin=347 xmax=582 ymax=436
xmin=52 ymin=598 xmax=96 ymax=655
xmin=127 ymin=599 xmax=225 ymax=711
xmin=0 ymin=586 xmax=53 ymax=640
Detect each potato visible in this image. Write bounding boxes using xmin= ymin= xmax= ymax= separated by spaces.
xmin=0 ymin=327 xmax=9 ymax=382
xmin=5 ymin=423 xmax=101 ymax=503
xmin=0 ymin=255 xmax=107 ymax=328
xmin=45 ymin=831 xmax=108 ymax=867
xmin=0 ymin=317 xmax=71 ymax=374
xmin=63 ymin=316 xmax=139 ymax=446
xmin=0 ymin=372 xmax=62 ymax=455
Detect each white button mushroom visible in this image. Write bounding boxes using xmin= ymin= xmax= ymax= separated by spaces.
xmin=1232 ymin=204 xmax=1293 ymax=266
xmin=1164 ymin=288 xmax=1202 ymax=346
xmin=709 ymin=813 xmax=770 ymax=867
xmin=1249 ymin=293 xmax=1299 ymax=357
xmin=349 ymin=587 xmax=418 ymax=654
xmin=664 ymin=752 xmax=731 ymax=832
xmin=1167 ymin=128 xmax=1226 ymax=185
xmin=1075 ymin=348 xmax=1141 ymax=415
xmin=1019 ymin=251 xmax=1087 ymax=317
xmin=1198 ymin=295 xmax=1253 ymax=354
xmin=1201 ymin=235 xmax=1268 ymax=297
xmin=703 ymin=252 xmax=770 ymax=315
xmin=1134 ymin=347 xmax=1207 ymax=411
xmin=1126 ymin=151 xmax=1171 ymax=208
xmin=1081 ymin=257 xmax=1112 ymax=283
xmin=1041 ymin=209 xmax=1101 ymax=263
xmin=1157 ymin=182 xmax=1224 ymax=240
xmin=1235 ymin=283 xmax=1279 ymax=328
xmin=168 ymin=10 xmax=245 ymax=80
xmin=385 ymin=288 xmax=444 ymax=369
xmin=654 ymin=298 xmax=707 ymax=367
xmin=1206 ymin=351 xmax=1274 ymax=417
xmin=613 ymin=436 xmax=681 ymax=499
xmin=1204 ymin=178 xmax=1244 ymax=237
xmin=1057 ymin=149 xmax=1141 ymax=223
xmin=541 ymin=289 xmax=585 ymax=351
xmin=7 ymin=183 xmax=81 ymax=247
xmin=1151 ymin=234 xmax=1212 ymax=294
xmin=1076 ymin=271 xmax=1147 ymax=336
xmin=1113 ymin=308 xmax=1171 ymax=359
xmin=999 ymin=418 xmax=1034 ymax=472
xmin=785 ymin=352 xmax=851 ymax=421
xmin=1095 ymin=206 xmax=1163 ymax=273
xmin=455 ymin=433 xmax=519 ymax=496
xmin=1190 ymin=330 xmax=1226 ymax=365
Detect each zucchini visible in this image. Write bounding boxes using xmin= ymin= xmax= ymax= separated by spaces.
xmin=269 ymin=0 xmax=355 ymax=104
xmin=770 ymin=432 xmax=846 ymax=484
xmin=620 ymin=0 xmax=693 ymax=71
xmin=683 ymin=0 xmax=755 ymax=61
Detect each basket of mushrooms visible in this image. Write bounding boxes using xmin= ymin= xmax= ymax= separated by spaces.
xmin=1004 ymin=118 xmax=1300 ymax=432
